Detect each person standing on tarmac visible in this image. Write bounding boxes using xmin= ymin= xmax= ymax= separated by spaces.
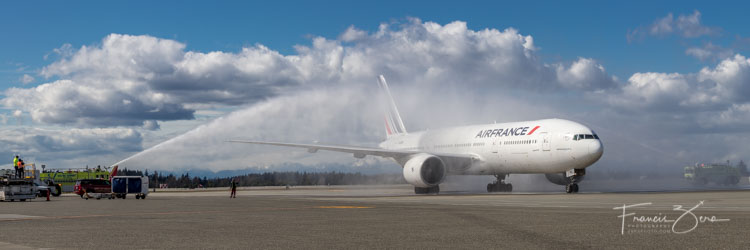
xmin=230 ymin=178 xmax=237 ymax=198
xmin=13 ymin=155 xmax=19 ymax=178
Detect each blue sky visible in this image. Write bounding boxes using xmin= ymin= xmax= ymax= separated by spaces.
xmin=2 ymin=0 xmax=748 ymax=89
xmin=1 ymin=1 xmax=749 ymax=173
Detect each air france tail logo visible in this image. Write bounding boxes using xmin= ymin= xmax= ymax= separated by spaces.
xmin=475 ymin=126 xmax=540 ymax=138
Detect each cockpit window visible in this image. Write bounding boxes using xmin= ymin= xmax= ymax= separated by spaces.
xmin=573 ymin=134 xmax=599 ymax=141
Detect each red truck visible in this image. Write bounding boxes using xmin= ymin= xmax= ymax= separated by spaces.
xmin=73 ymin=179 xmax=111 ymax=196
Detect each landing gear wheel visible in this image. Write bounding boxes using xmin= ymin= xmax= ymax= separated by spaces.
xmin=487 ymin=174 xmax=512 ymax=192
xmin=566 ymin=183 xmax=579 ymax=193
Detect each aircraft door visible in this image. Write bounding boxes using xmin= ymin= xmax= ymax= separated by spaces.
xmin=541 ymin=132 xmax=551 ymax=151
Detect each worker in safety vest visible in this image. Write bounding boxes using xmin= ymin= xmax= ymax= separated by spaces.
xmin=13 ymin=155 xmax=19 ymax=178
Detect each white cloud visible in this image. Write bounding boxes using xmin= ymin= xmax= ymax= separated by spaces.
xmin=2 ymin=20 xmax=615 ymax=129
xmin=628 ymin=10 xmax=720 ymax=42
xmin=19 ymin=74 xmax=34 ymax=84
xmin=339 ymin=25 xmax=367 ymax=42
xmin=555 ymin=58 xmax=617 ymax=89
xmin=697 ymin=54 xmax=750 ymax=102
xmin=600 ymin=54 xmax=750 ymax=137
xmin=44 ymin=43 xmax=74 ymax=60
xmin=686 ymin=42 xmax=734 ymax=61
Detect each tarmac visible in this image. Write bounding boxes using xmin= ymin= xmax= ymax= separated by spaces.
xmin=0 ymin=184 xmax=748 ymax=249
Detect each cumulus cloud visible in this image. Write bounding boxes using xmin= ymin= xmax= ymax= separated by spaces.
xmin=1 ymin=19 xmax=615 ymax=128
xmin=628 ymin=10 xmax=720 ymax=42
xmin=555 ymin=58 xmax=617 ymax=90
xmin=601 ymin=54 xmax=750 ymax=135
xmin=697 ymin=54 xmax=750 ymax=102
xmin=339 ymin=25 xmax=367 ymax=42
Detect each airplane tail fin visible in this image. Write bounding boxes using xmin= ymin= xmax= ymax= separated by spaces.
xmin=377 ymin=75 xmax=407 ymax=138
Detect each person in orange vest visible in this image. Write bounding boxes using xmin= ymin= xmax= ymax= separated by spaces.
xmin=17 ymin=159 xmax=25 ymax=178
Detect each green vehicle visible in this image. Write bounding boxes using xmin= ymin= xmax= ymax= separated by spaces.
xmin=684 ymin=163 xmax=742 ymax=186
xmin=40 ymin=168 xmax=111 ymax=192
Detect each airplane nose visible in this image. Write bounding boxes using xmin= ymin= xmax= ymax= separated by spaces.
xmin=588 ymin=140 xmax=603 ymax=160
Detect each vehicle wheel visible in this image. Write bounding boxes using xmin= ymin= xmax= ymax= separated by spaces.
xmin=572 ymin=183 xmax=579 ymax=193
xmin=122 ymin=194 xmax=126 ymax=199
xmin=506 ymin=184 xmax=513 ymax=192
xmin=141 ymin=194 xmax=146 ymax=199
xmin=96 ymin=197 xmax=101 ymax=200
xmin=136 ymin=195 xmax=141 ymax=199
xmin=20 ymin=199 xmax=26 ymax=202
xmin=52 ymin=185 xmax=62 ymax=197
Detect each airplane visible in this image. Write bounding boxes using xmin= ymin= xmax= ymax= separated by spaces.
xmin=229 ymin=75 xmax=603 ymax=194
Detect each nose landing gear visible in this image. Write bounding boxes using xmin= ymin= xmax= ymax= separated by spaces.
xmin=565 ymin=183 xmax=579 ymax=193
xmin=487 ymin=174 xmax=512 ymax=192
xmin=564 ymin=168 xmax=585 ymax=193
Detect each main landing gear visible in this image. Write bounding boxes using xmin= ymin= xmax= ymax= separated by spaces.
xmin=487 ymin=174 xmax=512 ymax=192
xmin=415 ymin=186 xmax=440 ymax=194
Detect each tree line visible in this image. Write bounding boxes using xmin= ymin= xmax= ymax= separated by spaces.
xmin=117 ymin=168 xmax=406 ymax=188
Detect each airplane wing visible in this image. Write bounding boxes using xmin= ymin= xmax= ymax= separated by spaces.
xmin=226 ymin=140 xmax=480 ymax=173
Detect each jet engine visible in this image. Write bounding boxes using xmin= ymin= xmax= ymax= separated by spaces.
xmin=403 ymin=153 xmax=446 ymax=188
xmin=544 ymin=173 xmax=585 ymax=185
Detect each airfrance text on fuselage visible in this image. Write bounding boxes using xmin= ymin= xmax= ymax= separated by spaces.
xmin=475 ymin=126 xmax=539 ymax=138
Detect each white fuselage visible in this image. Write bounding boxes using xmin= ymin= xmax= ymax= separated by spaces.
xmin=379 ymin=118 xmax=603 ymax=175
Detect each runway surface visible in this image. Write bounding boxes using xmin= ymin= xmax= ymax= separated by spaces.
xmin=0 ymin=185 xmax=748 ymax=249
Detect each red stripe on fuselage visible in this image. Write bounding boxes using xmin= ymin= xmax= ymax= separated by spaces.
xmin=527 ymin=126 xmax=540 ymax=135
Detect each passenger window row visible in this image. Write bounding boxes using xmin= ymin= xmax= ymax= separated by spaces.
xmin=503 ymin=140 xmax=537 ymax=145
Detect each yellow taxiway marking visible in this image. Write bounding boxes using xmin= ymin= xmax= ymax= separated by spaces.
xmin=316 ymin=206 xmax=373 ymax=209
